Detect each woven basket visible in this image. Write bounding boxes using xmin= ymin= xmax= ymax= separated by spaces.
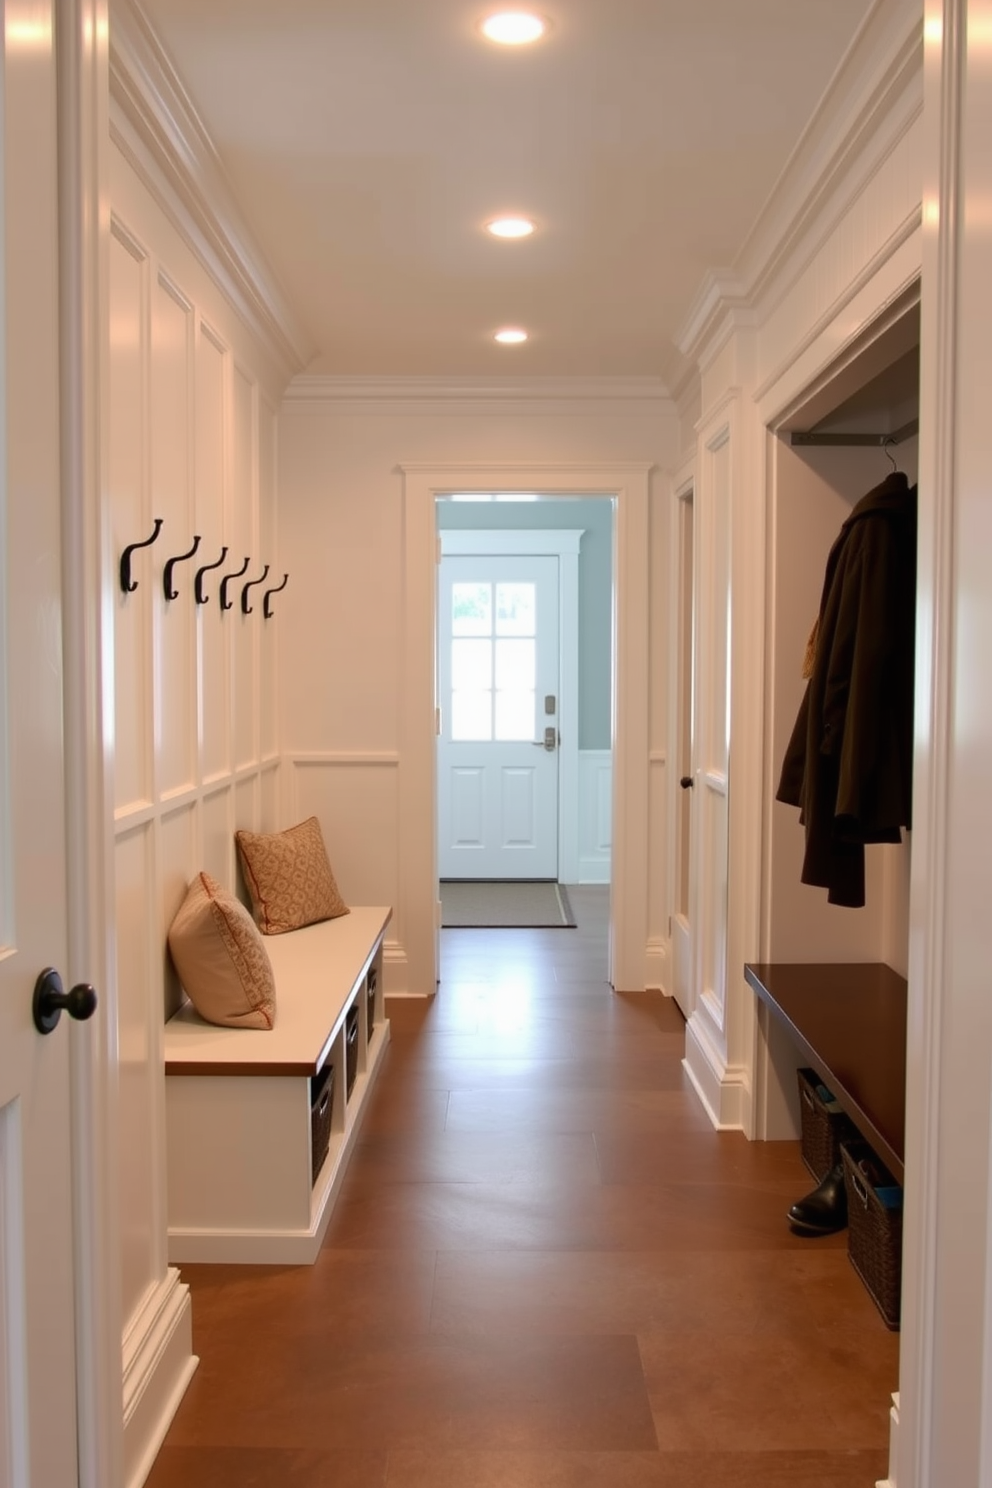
xmin=797 ymin=1067 xmax=859 ymax=1181
xmin=841 ymin=1139 xmax=903 ymax=1330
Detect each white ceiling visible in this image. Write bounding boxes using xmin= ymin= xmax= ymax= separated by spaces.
xmin=135 ymin=0 xmax=873 ymax=384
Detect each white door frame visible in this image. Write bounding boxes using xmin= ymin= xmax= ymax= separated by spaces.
xmin=668 ymin=469 xmax=695 ymax=1018
xmin=33 ymin=1 xmax=121 ymax=1482
xmin=438 ymin=527 xmax=585 ymax=883
xmin=401 ymin=461 xmax=653 ymax=995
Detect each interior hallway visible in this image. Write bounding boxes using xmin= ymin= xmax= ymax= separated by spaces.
xmin=146 ymin=886 xmax=897 ymax=1487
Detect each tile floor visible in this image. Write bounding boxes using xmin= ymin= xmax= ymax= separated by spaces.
xmin=147 ymin=885 xmax=898 ymax=1487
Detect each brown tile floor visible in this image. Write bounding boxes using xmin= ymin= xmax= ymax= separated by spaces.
xmin=147 ymin=885 xmax=898 ymax=1487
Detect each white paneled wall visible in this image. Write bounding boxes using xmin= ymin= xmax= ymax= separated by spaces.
xmin=277 ymin=391 xmax=679 ymax=993
xmin=108 ymin=130 xmax=287 ymax=1482
xmin=577 ymin=750 xmax=612 ymax=883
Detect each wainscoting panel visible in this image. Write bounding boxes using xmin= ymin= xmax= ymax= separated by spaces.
xmin=152 ymin=274 xmax=197 ymax=797
xmin=109 ymin=18 xmax=300 ymax=1477
xmin=201 ymin=786 xmax=233 ymax=887
xmin=288 ymin=755 xmax=402 ymax=974
xmin=115 ymin=823 xmax=160 ymax=1334
xmin=578 ymin=749 xmax=612 ymax=884
xmin=160 ymin=804 xmax=197 ymax=1021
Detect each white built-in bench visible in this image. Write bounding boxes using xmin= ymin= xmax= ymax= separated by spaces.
xmin=163 ymin=906 xmax=391 ymax=1264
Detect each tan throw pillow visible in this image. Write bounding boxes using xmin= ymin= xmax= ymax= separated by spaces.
xmin=167 ymin=872 xmax=276 ymax=1029
xmin=235 ymin=816 xmax=349 ymax=935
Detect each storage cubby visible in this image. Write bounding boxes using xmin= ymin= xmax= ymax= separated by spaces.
xmin=163 ymin=906 xmax=391 ymax=1264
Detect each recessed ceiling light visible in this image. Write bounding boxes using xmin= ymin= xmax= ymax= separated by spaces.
xmin=481 ymin=12 xmax=548 ymax=45
xmin=494 ymin=327 xmax=528 ymax=344
xmin=487 ymin=217 xmax=536 ymax=238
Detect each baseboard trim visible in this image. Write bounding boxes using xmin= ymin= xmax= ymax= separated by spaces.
xmin=683 ymin=1011 xmax=749 ymax=1129
xmin=122 ymin=1269 xmax=197 ymax=1488
xmin=644 ymin=936 xmax=670 ymax=994
xmin=577 ymin=856 xmax=611 ymax=884
xmin=876 ymin=1390 xmax=900 ymax=1488
xmin=382 ymin=943 xmax=409 ymax=994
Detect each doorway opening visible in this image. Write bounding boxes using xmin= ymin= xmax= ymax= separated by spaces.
xmin=435 ymin=496 xmax=614 ymax=898
xmin=399 ymin=459 xmax=653 ymax=996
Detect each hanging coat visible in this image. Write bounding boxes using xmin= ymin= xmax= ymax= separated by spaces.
xmin=777 ymin=470 xmax=917 ymax=908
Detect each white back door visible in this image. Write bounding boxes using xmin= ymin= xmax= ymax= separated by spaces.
xmin=0 ymin=6 xmax=83 ymax=1482
xmin=438 ymin=555 xmax=560 ymax=879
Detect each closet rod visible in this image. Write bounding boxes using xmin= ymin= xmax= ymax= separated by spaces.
xmin=789 ymin=417 xmax=919 ymax=448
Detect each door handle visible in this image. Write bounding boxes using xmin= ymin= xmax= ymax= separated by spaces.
xmin=679 ymin=775 xmax=694 ymax=789
xmin=33 ymin=968 xmax=98 ymax=1035
xmin=532 ymin=727 xmax=557 ymax=751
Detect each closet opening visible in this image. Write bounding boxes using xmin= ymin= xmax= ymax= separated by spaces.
xmin=751 ymin=291 xmax=920 ymax=1458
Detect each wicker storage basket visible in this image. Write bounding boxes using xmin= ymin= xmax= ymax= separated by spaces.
xmin=841 ymin=1139 xmax=903 ymax=1330
xmin=797 ymin=1067 xmax=859 ymax=1181
xmin=309 ymin=1063 xmax=334 ymax=1188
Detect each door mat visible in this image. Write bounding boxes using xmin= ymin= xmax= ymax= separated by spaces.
xmin=440 ymin=880 xmax=576 ymax=929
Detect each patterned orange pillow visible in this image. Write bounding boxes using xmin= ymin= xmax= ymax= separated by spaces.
xmin=235 ymin=816 xmax=349 ymax=935
xmin=167 ymin=872 xmax=276 ymax=1029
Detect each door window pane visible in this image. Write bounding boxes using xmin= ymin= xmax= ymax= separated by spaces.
xmin=452 ymin=638 xmax=492 ymax=690
xmin=494 ymin=637 xmax=535 ymax=690
xmin=451 ymin=691 xmax=492 ymax=741
xmin=495 ymin=582 xmax=535 ymax=636
xmin=495 ymin=690 xmax=535 ymax=741
xmin=452 ymin=583 xmax=492 ymax=636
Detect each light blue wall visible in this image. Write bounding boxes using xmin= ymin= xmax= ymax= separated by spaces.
xmin=436 ymin=498 xmax=613 ymax=750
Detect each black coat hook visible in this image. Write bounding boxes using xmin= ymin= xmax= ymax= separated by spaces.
xmin=263 ymin=573 xmax=289 ymax=619
xmin=219 ymin=556 xmax=250 ymax=612
xmin=120 ymin=517 xmax=163 ymax=594
xmin=163 ymin=534 xmax=202 ymax=600
xmin=194 ymin=547 xmax=229 ymax=605
xmin=241 ymin=564 xmax=271 ymax=615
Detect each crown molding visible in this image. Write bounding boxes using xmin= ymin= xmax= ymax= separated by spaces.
xmin=282 ymin=374 xmax=672 ymax=411
xmin=676 ymin=273 xmax=755 ymax=370
xmin=109 ymin=0 xmax=315 ymax=382
xmin=676 ymin=0 xmax=922 ymax=375
xmin=737 ymin=0 xmax=922 ymax=305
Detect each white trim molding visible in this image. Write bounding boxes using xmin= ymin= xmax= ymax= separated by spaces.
xmin=283 ymin=374 xmax=670 ymax=413
xmin=108 ymin=0 xmax=313 ymax=382
xmin=676 ymin=0 xmax=923 ymax=374
xmin=578 ymin=750 xmax=612 ymax=884
xmin=121 ymin=1270 xmax=197 ymax=1488
xmin=401 ymin=462 xmax=653 ymax=994
xmin=683 ymin=1010 xmax=751 ymax=1131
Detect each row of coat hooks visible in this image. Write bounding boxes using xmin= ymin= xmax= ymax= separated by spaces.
xmin=119 ymin=518 xmax=289 ymax=617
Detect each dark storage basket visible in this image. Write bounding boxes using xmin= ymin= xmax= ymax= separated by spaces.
xmin=366 ymin=966 xmax=377 ymax=1043
xmin=797 ymin=1067 xmax=859 ymax=1182
xmin=841 ymin=1139 xmax=903 ymax=1330
xmin=345 ymin=1004 xmax=360 ymax=1100
xmin=310 ymin=1063 xmax=334 ymax=1187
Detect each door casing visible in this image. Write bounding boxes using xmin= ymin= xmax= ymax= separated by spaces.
xmin=401 ymin=461 xmax=653 ymax=995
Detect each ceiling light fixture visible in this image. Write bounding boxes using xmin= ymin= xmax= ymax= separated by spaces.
xmin=494 ymin=327 xmax=528 ymax=344
xmin=487 ymin=217 xmax=535 ymax=238
xmin=480 ymin=12 xmax=548 ymax=45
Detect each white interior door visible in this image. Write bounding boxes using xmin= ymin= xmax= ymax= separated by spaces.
xmin=437 ymin=554 xmax=560 ymax=879
xmin=0 ymin=6 xmax=81 ymax=1482
xmin=672 ymin=489 xmax=694 ymax=1016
